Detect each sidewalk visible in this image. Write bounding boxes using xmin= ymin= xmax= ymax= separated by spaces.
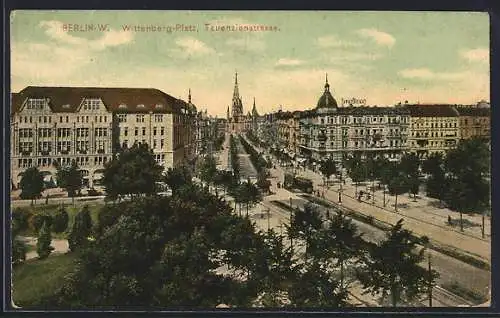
xmin=296 ymin=169 xmax=491 ymax=263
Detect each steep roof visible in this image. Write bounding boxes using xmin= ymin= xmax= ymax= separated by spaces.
xmin=405 ymin=104 xmax=459 ymax=117
xmin=11 ymin=86 xmax=188 ymax=115
xmin=455 ymin=106 xmax=491 ymax=117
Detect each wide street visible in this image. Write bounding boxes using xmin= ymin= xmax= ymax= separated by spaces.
xmin=227 ymin=133 xmax=490 ymax=307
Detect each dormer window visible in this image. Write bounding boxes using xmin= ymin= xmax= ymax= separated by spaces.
xmin=83 ymin=98 xmax=101 ymax=110
xmin=62 ymin=104 xmax=71 ymax=109
xmin=137 ymin=104 xmax=146 ymax=109
xmin=26 ymin=98 xmax=45 ymax=110
xmin=155 ymin=104 xmax=164 ymax=109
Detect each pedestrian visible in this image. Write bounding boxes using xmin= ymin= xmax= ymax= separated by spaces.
xmin=448 ymin=215 xmax=452 ymax=225
xmin=45 ymin=194 xmax=49 ymax=205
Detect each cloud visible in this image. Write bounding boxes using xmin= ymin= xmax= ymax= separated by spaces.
xmin=172 ymin=36 xmax=215 ymax=56
xmin=398 ymin=68 xmax=470 ymax=80
xmin=275 ymin=58 xmax=305 ymax=66
xmin=12 ymin=20 xmax=134 ymax=83
xmin=356 ymin=28 xmax=396 ymax=47
xmin=39 ymin=20 xmax=133 ymax=50
xmin=226 ymin=37 xmax=266 ymax=52
xmin=460 ymin=48 xmax=489 ymax=63
xmin=316 ymin=35 xmax=361 ymax=48
xmin=330 ymin=52 xmax=383 ymax=62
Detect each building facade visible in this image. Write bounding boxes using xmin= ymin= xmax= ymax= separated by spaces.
xmin=407 ymin=105 xmax=460 ymax=158
xmin=298 ymin=76 xmax=410 ymax=163
xmin=11 ymin=86 xmax=196 ymax=189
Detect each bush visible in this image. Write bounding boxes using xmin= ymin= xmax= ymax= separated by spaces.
xmin=29 ymin=213 xmax=53 ymax=233
xmin=68 ymin=205 xmax=92 ymax=252
xmin=12 ymin=238 xmax=27 ymax=266
xmin=36 ymin=221 xmax=54 ymax=260
xmin=52 ymin=206 xmax=69 ymax=233
xmin=12 ymin=207 xmax=33 ymax=234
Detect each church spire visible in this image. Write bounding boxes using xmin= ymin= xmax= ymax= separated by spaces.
xmin=188 ymin=88 xmax=192 ymax=104
xmin=233 ymin=71 xmax=240 ymax=100
xmin=324 ymin=73 xmax=330 ymax=92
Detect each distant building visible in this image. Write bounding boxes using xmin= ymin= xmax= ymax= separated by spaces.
xmin=11 ymin=86 xmax=196 ymax=189
xmin=406 ymin=104 xmax=460 ymax=158
xmin=226 ymin=72 xmax=259 ymax=134
xmin=298 ymin=75 xmax=410 ymax=163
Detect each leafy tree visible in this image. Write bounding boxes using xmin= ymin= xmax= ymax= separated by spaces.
xmin=164 ymin=166 xmax=192 ymax=195
xmin=56 ymin=160 xmax=83 ymax=204
xmin=36 ymin=221 xmax=54 ymax=260
xmin=357 ymin=219 xmax=438 ymax=306
xmin=256 ymin=171 xmax=271 ymax=194
xmin=387 ymin=173 xmax=408 ymax=211
xmin=20 ymin=167 xmax=44 ymax=205
xmin=319 ymin=158 xmax=337 ymax=187
xmin=422 ymin=153 xmax=446 ymax=201
xmin=68 ymin=205 xmax=93 ymax=252
xmin=444 ymin=138 xmax=490 ymax=216
xmin=12 ymin=207 xmax=33 ymax=234
xmin=52 ymin=205 xmax=69 ymax=233
xmin=288 ymin=260 xmax=348 ymax=308
xmin=290 ymin=203 xmax=323 ymax=261
xmin=102 ymin=142 xmax=163 ymax=201
xmin=400 ymin=153 xmax=420 ymax=200
xmin=199 ymin=155 xmax=217 ymax=192
xmin=321 ymin=210 xmax=363 ymax=291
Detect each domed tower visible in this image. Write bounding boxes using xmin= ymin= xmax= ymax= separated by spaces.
xmin=316 ymin=73 xmax=338 ymax=112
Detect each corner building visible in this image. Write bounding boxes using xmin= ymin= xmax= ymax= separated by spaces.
xmin=11 ymin=86 xmax=196 ymax=189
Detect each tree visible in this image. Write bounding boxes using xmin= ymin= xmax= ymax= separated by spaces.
xmin=400 ymin=153 xmax=420 ymax=200
xmin=319 ymin=158 xmax=337 ymax=187
xmin=357 ymin=219 xmax=438 ymax=306
xmin=290 ymin=203 xmax=323 ymax=261
xmin=19 ymin=167 xmax=44 ymax=205
xmin=256 ymin=171 xmax=271 ymax=194
xmin=199 ymin=155 xmax=217 ymax=192
xmin=56 ymin=160 xmax=83 ymax=204
xmin=422 ymin=153 xmax=446 ymax=201
xmin=52 ymin=205 xmax=69 ymax=233
xmin=102 ymin=142 xmax=163 ymax=201
xmin=68 ymin=205 xmax=93 ymax=252
xmin=387 ymin=173 xmax=408 ymax=211
xmin=164 ymin=166 xmax=192 ymax=195
xmin=36 ymin=221 xmax=54 ymax=260
xmin=321 ymin=210 xmax=363 ymax=291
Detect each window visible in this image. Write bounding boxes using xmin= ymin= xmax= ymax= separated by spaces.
xmin=161 ymin=127 xmax=165 ymax=136
xmin=153 ymin=127 xmax=157 ymax=136
xmin=118 ymin=114 xmax=127 ymax=123
xmin=160 ymin=139 xmax=164 ymax=149
xmin=66 ymin=116 xmax=69 ymax=123
xmin=135 ymin=128 xmax=138 ymax=136
xmin=124 ymin=128 xmax=128 ymax=136
xmin=142 ymin=127 xmax=146 ymax=136
xmin=154 ymin=114 xmax=163 ymax=122
xmin=153 ymin=139 xmax=157 ymax=149
xmin=26 ymin=98 xmax=45 ymax=110
xmin=136 ymin=114 xmax=145 ymax=123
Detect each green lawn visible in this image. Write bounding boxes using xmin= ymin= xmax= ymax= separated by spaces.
xmin=12 ymin=253 xmax=78 ymax=307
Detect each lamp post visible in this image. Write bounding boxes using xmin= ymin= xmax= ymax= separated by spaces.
xmin=428 ymin=253 xmax=433 ymax=307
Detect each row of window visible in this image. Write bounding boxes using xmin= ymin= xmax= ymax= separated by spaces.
xmin=314 ymin=139 xmax=405 ymax=149
xmin=413 ymin=122 xmax=458 ymax=128
xmin=16 ymin=115 xmax=110 ymax=124
xmin=122 ymin=139 xmax=165 ymax=150
xmin=18 ymin=141 xmax=107 ymax=154
xmin=317 ymin=116 xmax=408 ymax=125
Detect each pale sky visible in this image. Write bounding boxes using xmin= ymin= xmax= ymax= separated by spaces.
xmin=11 ymin=10 xmax=489 ymax=117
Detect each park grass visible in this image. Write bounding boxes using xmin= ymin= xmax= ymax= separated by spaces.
xmin=12 ymin=253 xmax=78 ymax=307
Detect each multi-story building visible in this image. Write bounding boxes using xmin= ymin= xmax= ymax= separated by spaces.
xmin=456 ymin=102 xmax=491 ymax=142
xmin=298 ymin=77 xmax=410 ymax=163
xmin=11 ymin=86 xmax=196 ymax=189
xmin=407 ymin=104 xmax=460 ymax=158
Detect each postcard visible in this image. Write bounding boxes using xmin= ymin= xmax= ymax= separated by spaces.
xmin=8 ymin=10 xmax=491 ymax=311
